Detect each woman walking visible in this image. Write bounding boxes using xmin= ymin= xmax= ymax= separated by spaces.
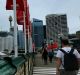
xmin=42 ymin=45 xmax=48 ymax=65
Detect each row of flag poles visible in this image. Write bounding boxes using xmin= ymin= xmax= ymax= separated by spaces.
xmin=6 ymin=0 xmax=32 ymax=57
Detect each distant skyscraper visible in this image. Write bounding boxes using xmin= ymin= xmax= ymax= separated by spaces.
xmin=43 ymin=25 xmax=46 ymax=39
xmin=17 ymin=30 xmax=25 ymax=50
xmin=46 ymin=14 xmax=68 ymax=43
xmin=32 ymin=18 xmax=44 ymax=48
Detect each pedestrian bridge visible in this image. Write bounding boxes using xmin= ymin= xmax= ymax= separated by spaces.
xmin=0 ymin=53 xmax=80 ymax=75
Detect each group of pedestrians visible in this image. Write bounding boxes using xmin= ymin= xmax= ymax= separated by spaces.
xmin=41 ymin=38 xmax=80 ymax=75
xmin=42 ymin=44 xmax=54 ymax=65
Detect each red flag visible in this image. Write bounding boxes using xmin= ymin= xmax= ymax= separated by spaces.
xmin=25 ymin=5 xmax=30 ymax=25
xmin=6 ymin=0 xmax=24 ymax=11
xmin=16 ymin=10 xmax=24 ymax=25
xmin=16 ymin=1 xmax=31 ymax=36
xmin=24 ymin=6 xmax=31 ymax=35
xmin=24 ymin=0 xmax=27 ymax=9
xmin=16 ymin=0 xmax=28 ymax=25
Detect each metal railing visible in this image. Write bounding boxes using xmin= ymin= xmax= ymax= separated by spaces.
xmin=0 ymin=53 xmax=35 ymax=75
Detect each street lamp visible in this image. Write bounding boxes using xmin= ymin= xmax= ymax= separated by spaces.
xmin=58 ymin=33 xmax=63 ymax=48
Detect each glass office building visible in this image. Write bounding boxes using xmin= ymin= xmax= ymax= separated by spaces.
xmin=32 ymin=18 xmax=44 ymax=48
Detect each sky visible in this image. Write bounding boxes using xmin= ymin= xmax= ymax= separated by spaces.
xmin=0 ymin=0 xmax=80 ymax=34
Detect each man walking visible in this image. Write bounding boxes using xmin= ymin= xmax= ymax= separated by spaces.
xmin=42 ymin=45 xmax=48 ymax=65
xmin=56 ymin=39 xmax=80 ymax=75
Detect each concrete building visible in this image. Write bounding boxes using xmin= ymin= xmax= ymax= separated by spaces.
xmin=0 ymin=30 xmax=25 ymax=52
xmin=46 ymin=14 xmax=68 ymax=43
xmin=32 ymin=18 xmax=44 ymax=48
xmin=0 ymin=32 xmax=13 ymax=53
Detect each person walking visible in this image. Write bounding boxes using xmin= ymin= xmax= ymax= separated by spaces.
xmin=48 ymin=50 xmax=53 ymax=63
xmin=56 ymin=38 xmax=80 ymax=75
xmin=42 ymin=45 xmax=48 ymax=65
xmin=47 ymin=43 xmax=53 ymax=63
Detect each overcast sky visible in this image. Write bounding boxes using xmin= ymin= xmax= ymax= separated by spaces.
xmin=0 ymin=0 xmax=80 ymax=34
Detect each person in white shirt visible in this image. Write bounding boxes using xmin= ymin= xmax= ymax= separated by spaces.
xmin=56 ymin=39 xmax=80 ymax=75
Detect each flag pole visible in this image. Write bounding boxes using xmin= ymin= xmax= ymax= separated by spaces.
xmin=13 ymin=0 xmax=18 ymax=57
xmin=27 ymin=26 xmax=29 ymax=53
xmin=23 ymin=11 xmax=27 ymax=54
xmin=28 ymin=26 xmax=32 ymax=53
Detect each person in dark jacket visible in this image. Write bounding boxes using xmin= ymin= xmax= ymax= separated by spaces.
xmin=42 ymin=45 xmax=48 ymax=64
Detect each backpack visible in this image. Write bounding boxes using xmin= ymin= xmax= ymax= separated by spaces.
xmin=60 ymin=48 xmax=79 ymax=71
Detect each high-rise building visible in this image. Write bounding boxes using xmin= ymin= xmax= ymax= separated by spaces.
xmin=43 ymin=25 xmax=46 ymax=39
xmin=32 ymin=18 xmax=44 ymax=48
xmin=17 ymin=30 xmax=25 ymax=50
xmin=46 ymin=14 xmax=68 ymax=43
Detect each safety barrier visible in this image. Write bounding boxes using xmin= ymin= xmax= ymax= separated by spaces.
xmin=0 ymin=53 xmax=35 ymax=75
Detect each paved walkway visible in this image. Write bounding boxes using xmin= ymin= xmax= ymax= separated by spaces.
xmin=33 ymin=53 xmax=80 ymax=75
xmin=33 ymin=67 xmax=56 ymax=75
xmin=34 ymin=53 xmax=56 ymax=67
xmin=33 ymin=53 xmax=56 ymax=75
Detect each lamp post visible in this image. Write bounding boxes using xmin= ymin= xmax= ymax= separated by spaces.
xmin=58 ymin=33 xmax=63 ymax=48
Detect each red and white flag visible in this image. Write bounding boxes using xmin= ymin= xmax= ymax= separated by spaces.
xmin=16 ymin=10 xmax=24 ymax=25
xmin=6 ymin=0 xmax=24 ymax=11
